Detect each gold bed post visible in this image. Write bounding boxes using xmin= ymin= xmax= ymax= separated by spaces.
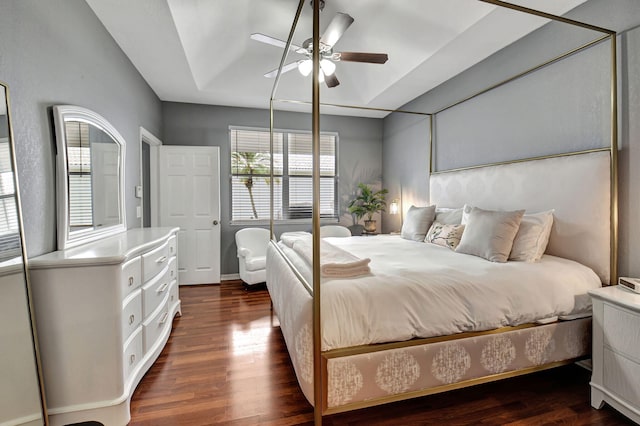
xmin=311 ymin=0 xmax=323 ymax=424
xmin=269 ymin=98 xmax=274 ymax=240
xmin=610 ymin=33 xmax=619 ymax=285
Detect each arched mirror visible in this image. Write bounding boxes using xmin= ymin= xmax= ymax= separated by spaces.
xmin=53 ymin=105 xmax=126 ymax=250
xmin=0 ymin=81 xmax=47 ymax=424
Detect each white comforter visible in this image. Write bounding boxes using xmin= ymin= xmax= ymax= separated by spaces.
xmin=274 ymin=235 xmax=601 ymax=351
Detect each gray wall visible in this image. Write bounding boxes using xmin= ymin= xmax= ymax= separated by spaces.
xmin=162 ymin=102 xmax=383 ymax=276
xmin=382 ymin=0 xmax=640 ymax=277
xmin=0 ymin=0 xmax=162 ymax=257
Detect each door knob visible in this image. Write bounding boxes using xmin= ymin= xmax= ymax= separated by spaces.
xmin=213 ymin=220 xmax=219 ymax=226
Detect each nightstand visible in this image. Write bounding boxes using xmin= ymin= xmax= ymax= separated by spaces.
xmin=589 ymin=285 xmax=640 ymax=424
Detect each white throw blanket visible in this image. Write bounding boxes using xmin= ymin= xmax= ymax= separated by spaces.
xmin=282 ymin=233 xmax=371 ymax=278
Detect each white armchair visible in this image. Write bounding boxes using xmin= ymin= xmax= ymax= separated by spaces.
xmin=320 ymin=225 xmax=352 ymax=237
xmin=235 ymin=228 xmax=270 ymax=286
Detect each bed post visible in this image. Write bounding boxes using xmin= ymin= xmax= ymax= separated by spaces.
xmin=311 ymin=0 xmax=323 ymax=424
xmin=610 ymin=33 xmax=618 ymax=285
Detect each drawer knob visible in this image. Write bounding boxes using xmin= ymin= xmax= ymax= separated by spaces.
xmin=171 ymin=270 xmax=174 ymax=277
xmin=129 ymin=314 xmax=135 ymax=325
xmin=156 ymin=256 xmax=167 ymax=264
xmin=130 ymin=354 xmax=136 ymax=364
xmin=157 ymin=282 xmax=169 ymax=294
xmin=159 ymin=312 xmax=169 ymax=325
xmin=128 ymin=276 xmax=134 ymax=286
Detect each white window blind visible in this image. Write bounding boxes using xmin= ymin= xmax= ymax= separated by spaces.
xmin=230 ymin=128 xmax=337 ymax=221
xmin=0 ymin=138 xmax=21 ymax=260
xmin=65 ymin=121 xmax=93 ymax=227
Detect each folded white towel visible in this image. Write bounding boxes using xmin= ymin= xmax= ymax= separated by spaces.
xmin=280 ymin=231 xmax=312 ymax=248
xmin=291 ymin=235 xmax=371 ymax=278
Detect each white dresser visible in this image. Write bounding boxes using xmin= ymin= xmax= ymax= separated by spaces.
xmin=29 ymin=227 xmax=181 ymax=426
xmin=589 ymin=285 xmax=640 ymax=424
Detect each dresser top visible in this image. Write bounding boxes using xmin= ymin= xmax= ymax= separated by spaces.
xmin=589 ymin=285 xmax=640 ymax=312
xmin=29 ymin=227 xmax=179 ymax=269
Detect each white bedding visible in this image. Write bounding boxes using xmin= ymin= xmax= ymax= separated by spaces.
xmin=273 ymin=234 xmax=601 ymax=351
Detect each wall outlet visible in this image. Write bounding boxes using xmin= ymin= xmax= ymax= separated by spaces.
xmin=135 ymin=185 xmax=143 ymax=198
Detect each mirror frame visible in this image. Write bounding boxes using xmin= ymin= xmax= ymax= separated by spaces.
xmin=1 ymin=80 xmax=48 ymax=424
xmin=53 ymin=105 xmax=126 ymax=250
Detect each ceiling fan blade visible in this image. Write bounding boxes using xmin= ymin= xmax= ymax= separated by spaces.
xmin=335 ymin=52 xmax=388 ymax=64
xmin=325 ymin=73 xmax=340 ymax=88
xmin=250 ymin=33 xmax=305 ymax=53
xmin=264 ymin=62 xmax=299 ymax=78
xmin=320 ymin=13 xmax=354 ymax=48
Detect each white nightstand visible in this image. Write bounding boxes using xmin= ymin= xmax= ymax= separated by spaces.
xmin=589 ymin=285 xmax=640 ymax=424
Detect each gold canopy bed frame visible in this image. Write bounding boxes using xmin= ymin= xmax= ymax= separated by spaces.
xmin=265 ymin=1 xmax=618 ymax=424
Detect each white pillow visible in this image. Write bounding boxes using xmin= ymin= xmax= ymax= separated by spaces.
xmin=461 ymin=204 xmax=473 ymax=225
xmin=434 ymin=207 xmax=463 ymax=225
xmin=509 ymin=210 xmax=554 ymax=262
xmin=455 ymin=207 xmax=524 ymax=263
xmin=401 ymin=205 xmax=436 ymax=241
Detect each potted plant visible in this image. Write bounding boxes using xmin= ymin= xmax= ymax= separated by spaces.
xmin=348 ymin=183 xmax=388 ymax=234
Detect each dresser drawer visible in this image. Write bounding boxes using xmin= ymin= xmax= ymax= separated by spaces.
xmin=168 ymin=256 xmax=177 ymax=283
xmin=123 ymin=327 xmax=143 ymax=383
xmin=169 ymin=279 xmax=179 ymax=308
xmin=604 ymin=302 xmax=640 ymax=362
xmin=168 ymin=235 xmax=177 ymax=258
xmin=142 ymin=241 xmax=170 ymax=282
xmin=121 ymin=256 xmax=142 ymax=298
xmin=143 ymin=296 xmax=170 ymax=352
xmin=604 ymin=348 xmax=640 ymax=407
xmin=142 ymin=266 xmax=170 ymax=317
xmin=122 ymin=289 xmax=142 ymax=342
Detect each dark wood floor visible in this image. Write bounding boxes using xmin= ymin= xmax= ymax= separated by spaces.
xmin=129 ymin=281 xmax=634 ymax=425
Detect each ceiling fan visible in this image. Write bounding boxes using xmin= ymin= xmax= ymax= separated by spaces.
xmin=251 ymin=11 xmax=388 ymax=88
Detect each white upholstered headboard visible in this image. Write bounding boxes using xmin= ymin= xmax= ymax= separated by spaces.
xmin=429 ymin=151 xmax=611 ymax=284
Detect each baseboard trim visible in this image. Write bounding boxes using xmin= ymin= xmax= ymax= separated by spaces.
xmin=221 ymin=273 xmax=240 ymax=281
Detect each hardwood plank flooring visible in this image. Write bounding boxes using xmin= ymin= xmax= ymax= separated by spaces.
xmin=129 ymin=281 xmax=634 ymax=425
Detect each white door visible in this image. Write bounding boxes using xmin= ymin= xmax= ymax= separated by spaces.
xmin=159 ymin=146 xmax=220 ymax=285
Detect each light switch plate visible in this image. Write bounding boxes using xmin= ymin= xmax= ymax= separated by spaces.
xmin=135 ymin=185 xmax=143 ymax=198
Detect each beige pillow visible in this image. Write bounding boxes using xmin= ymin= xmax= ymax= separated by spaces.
xmin=455 ymin=207 xmax=525 ymax=262
xmin=401 ymin=205 xmax=436 ymax=241
xmin=509 ymin=210 xmax=554 ymax=262
xmin=425 ymin=222 xmax=465 ymax=250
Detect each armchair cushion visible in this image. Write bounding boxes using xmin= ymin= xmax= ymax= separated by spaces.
xmin=245 ymin=255 xmax=266 ymax=272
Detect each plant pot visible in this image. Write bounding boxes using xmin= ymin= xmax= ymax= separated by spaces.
xmin=348 ymin=224 xmax=364 ymax=236
xmin=364 ymin=220 xmax=377 ymax=233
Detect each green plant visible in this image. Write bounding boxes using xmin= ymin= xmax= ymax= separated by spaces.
xmin=347 ymin=183 xmax=388 ymax=223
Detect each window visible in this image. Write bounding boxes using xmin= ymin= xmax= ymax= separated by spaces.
xmin=230 ymin=127 xmax=337 ymax=222
xmin=0 ymin=138 xmax=21 ymax=261
xmin=65 ymin=121 xmax=93 ymax=228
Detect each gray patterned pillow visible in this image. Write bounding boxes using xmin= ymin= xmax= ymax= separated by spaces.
xmin=455 ymin=207 xmax=524 ymax=262
xmin=425 ymin=222 xmax=465 ymax=250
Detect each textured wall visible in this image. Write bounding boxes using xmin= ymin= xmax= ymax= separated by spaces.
xmin=0 ymin=0 xmax=162 ymax=257
xmin=162 ymin=102 xmax=383 ymax=276
xmin=382 ymin=0 xmax=640 ymax=277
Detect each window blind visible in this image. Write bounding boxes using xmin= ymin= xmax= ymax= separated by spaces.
xmin=230 ymin=128 xmax=337 ymax=221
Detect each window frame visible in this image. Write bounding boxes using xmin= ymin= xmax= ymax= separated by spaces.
xmin=229 ymin=125 xmax=339 ymax=225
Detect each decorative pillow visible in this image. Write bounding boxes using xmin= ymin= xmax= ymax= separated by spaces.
xmin=434 ymin=207 xmax=463 ymax=225
xmin=455 ymin=207 xmax=525 ymax=262
xmin=509 ymin=210 xmax=555 ymax=262
xmin=425 ymin=222 xmax=465 ymax=250
xmin=460 ymin=204 xmax=473 ymax=225
xmin=400 ymin=205 xmax=436 ymax=241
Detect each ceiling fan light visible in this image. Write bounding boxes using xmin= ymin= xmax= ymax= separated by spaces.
xmin=320 ymin=59 xmax=336 ymax=75
xmin=298 ymin=59 xmax=312 ymax=76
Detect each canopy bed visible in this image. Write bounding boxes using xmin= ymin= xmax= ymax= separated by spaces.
xmin=264 ymin=1 xmax=618 ymax=424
